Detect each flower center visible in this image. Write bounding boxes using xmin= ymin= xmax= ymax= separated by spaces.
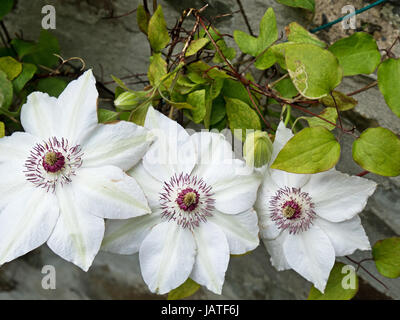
xmin=160 ymin=173 xmax=215 ymax=229
xmin=177 ymin=189 xmax=199 ymax=211
xmin=270 ymin=187 xmax=316 ymax=234
xmin=24 ymin=137 xmax=83 ymax=192
xmin=43 ymin=151 xmax=65 ymax=173
xmin=282 ymin=200 xmax=301 ymax=219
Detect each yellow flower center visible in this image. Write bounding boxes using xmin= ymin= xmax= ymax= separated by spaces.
xmin=44 ymin=151 xmax=58 ymax=166
xmin=183 ymin=192 xmax=197 ymax=207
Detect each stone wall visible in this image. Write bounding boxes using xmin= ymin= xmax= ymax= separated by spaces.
xmin=1 ymin=0 xmax=399 ymax=299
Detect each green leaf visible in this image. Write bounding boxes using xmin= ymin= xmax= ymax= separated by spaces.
xmin=308 ymin=262 xmax=358 ymax=300
xmin=225 ymin=97 xmax=261 ymax=140
xmin=212 ymin=39 xmax=236 ymax=63
xmin=167 ymin=278 xmax=200 ymax=300
xmin=187 ymin=61 xmax=229 ymax=80
xmin=114 ymin=90 xmax=150 ymax=111
xmin=199 ymin=28 xmax=236 ymax=63
xmin=147 ymin=5 xmax=170 ymax=52
xmin=111 ymin=75 xmax=131 ymax=92
xmin=130 ymin=102 xmax=151 ymax=126
xmin=12 ymin=63 xmax=36 ymax=93
xmin=372 ymin=237 xmax=400 ymax=278
xmin=254 ymin=48 xmax=276 ymax=70
xmin=320 ymin=91 xmax=357 ymax=111
xmin=233 ymin=8 xmax=277 ymax=57
xmin=328 ymin=32 xmax=381 ymax=76
xmin=244 ymin=130 xmax=273 ymax=168
xmin=0 ymin=46 xmax=14 ymax=57
xmin=185 ymin=38 xmax=210 ymax=56
xmin=210 ymin=78 xmax=224 ymax=100
xmin=255 ymin=42 xmax=291 ymax=70
xmin=352 ymin=127 xmax=400 ymax=177
xmin=273 ymin=77 xmax=298 ymax=98
xmin=210 ymin=95 xmax=226 ymax=125
xmin=98 ymin=109 xmax=118 ymax=123
xmin=174 ymin=76 xmax=200 ymax=95
xmin=187 ymin=89 xmax=206 ymax=123
xmin=137 ymin=4 xmax=150 ymax=35
xmin=10 ymin=39 xmax=36 ymax=59
xmin=306 ymin=107 xmax=337 ymax=131
xmin=0 ymin=121 xmax=4 ymax=138
xmin=285 ymin=22 xmax=326 ymax=48
xmin=222 ymin=78 xmax=252 ymax=106
xmin=285 ymin=43 xmax=342 ymax=99
xmin=268 ymin=77 xmax=298 ymax=104
xmin=203 ymin=86 xmax=214 ymax=129
xmin=271 ymin=126 xmax=340 ymax=173
xmin=275 ymin=0 xmax=315 ymax=11
xmin=377 ymin=58 xmax=400 ymax=117
xmin=36 ymin=77 xmax=67 ymax=97
xmin=0 ymin=56 xmax=22 ymax=80
xmin=0 ymin=0 xmax=13 ymax=20
xmin=21 ymin=30 xmax=60 ymax=69
xmin=0 ymin=69 xmax=13 ymax=109
xmin=169 ymin=100 xmax=195 ymax=110
xmin=148 ymin=53 xmax=168 ymax=87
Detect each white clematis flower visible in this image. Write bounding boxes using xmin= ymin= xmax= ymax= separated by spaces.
xmin=102 ymin=107 xmax=262 ymax=294
xmin=256 ymin=122 xmax=377 ymax=292
xmin=0 ymin=70 xmax=153 ymax=271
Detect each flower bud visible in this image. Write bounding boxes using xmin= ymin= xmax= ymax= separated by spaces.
xmin=243 ymin=130 xmax=273 ymax=168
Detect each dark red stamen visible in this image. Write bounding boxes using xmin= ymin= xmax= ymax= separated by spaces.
xmin=176 ymin=188 xmax=199 ymax=211
xmin=42 ymin=152 xmax=65 ymax=173
xmin=282 ymin=200 xmax=302 ymax=219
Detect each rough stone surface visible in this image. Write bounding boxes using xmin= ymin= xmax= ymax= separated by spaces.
xmin=1 ymin=0 xmax=399 ymax=300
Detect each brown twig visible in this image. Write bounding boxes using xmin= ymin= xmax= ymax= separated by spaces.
xmin=102 ymin=8 xmax=137 ymax=19
xmin=345 ymin=256 xmax=388 ymax=291
xmin=236 ymin=0 xmax=254 ymax=36
xmin=245 ymin=85 xmax=271 ymax=128
xmin=357 ymin=170 xmax=370 ymax=177
xmin=330 ymin=91 xmax=344 ymax=132
xmin=347 ymin=81 xmax=378 ymax=97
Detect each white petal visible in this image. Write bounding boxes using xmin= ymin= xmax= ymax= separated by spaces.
xmin=102 ymin=211 xmax=161 ymax=255
xmin=262 ymin=231 xmax=290 ymax=271
xmin=81 ymin=121 xmax=152 ymax=171
xmin=0 ymin=132 xmax=37 ymax=209
xmin=143 ymin=106 xmax=196 ymax=182
xmin=56 ymin=70 xmax=98 ymax=143
xmin=314 ymin=216 xmax=371 ymax=256
xmin=304 ymin=169 xmax=377 ymax=222
xmin=190 ymin=132 xmax=261 ymax=214
xmin=257 ymin=209 xmax=281 ymax=241
xmin=270 ymin=121 xmax=293 ymax=165
xmin=209 ymin=209 xmax=259 ymax=255
xmin=139 ymin=221 xmax=196 ymax=294
xmin=20 ymin=92 xmax=60 ymax=139
xmin=47 ymin=184 xmax=105 ymax=271
xmin=190 ymin=222 xmax=230 ymax=294
xmin=0 ymin=187 xmax=59 ymax=264
xmin=190 ymin=132 xmax=235 ymax=185
xmin=73 ymin=166 xmax=151 ymax=219
xmin=0 ymin=131 xmax=37 ymax=162
xmin=210 ymin=160 xmax=262 ymax=215
xmin=128 ymin=162 xmax=163 ymax=210
xmin=0 ymin=163 xmax=26 ymax=210
xmin=255 ymin=170 xmax=282 ymax=240
xmin=270 ymin=169 xmax=310 ymax=189
xmin=283 ymin=225 xmax=335 ymax=293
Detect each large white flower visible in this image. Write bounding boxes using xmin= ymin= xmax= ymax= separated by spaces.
xmin=102 ymin=107 xmax=262 ymax=294
xmin=0 ymin=70 xmax=152 ymax=271
xmin=256 ymin=122 xmax=377 ymax=293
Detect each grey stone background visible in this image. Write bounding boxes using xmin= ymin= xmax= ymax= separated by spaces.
xmin=1 ymin=0 xmax=399 ymax=299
